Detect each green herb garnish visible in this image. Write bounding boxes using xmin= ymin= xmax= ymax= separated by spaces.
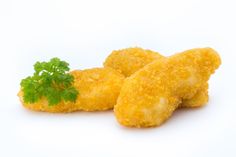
xmin=20 ymin=58 xmax=78 ymax=106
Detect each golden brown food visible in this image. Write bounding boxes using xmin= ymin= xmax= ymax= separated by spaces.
xmin=180 ymin=83 xmax=209 ymax=108
xmin=18 ymin=67 xmax=125 ymax=112
xmin=18 ymin=90 xmax=79 ymax=113
xmin=104 ymin=47 xmax=210 ymax=108
xmin=104 ymin=47 xmax=164 ymax=77
xmin=114 ymin=48 xmax=221 ymax=127
xmin=71 ymin=67 xmax=125 ymax=111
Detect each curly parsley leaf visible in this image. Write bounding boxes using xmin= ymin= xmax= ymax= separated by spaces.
xmin=20 ymin=58 xmax=78 ymax=106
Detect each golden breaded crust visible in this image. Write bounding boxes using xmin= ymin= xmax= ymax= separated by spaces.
xmin=18 ymin=67 xmax=125 ymax=112
xmin=180 ymin=83 xmax=209 ymax=108
xmin=104 ymin=47 xmax=164 ymax=77
xmin=71 ymin=67 xmax=125 ymax=111
xmin=18 ymin=90 xmax=78 ymax=113
xmin=104 ymin=47 xmax=211 ymax=108
xmin=114 ymin=48 xmax=221 ymax=127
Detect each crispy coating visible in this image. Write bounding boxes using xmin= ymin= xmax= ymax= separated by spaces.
xmin=114 ymin=48 xmax=221 ymax=127
xmin=180 ymin=83 xmax=209 ymax=108
xmin=104 ymin=47 xmax=164 ymax=77
xmin=71 ymin=68 xmax=124 ymax=111
xmin=104 ymin=47 xmax=210 ymax=108
xmin=18 ymin=90 xmax=79 ymax=113
xmin=18 ymin=67 xmax=125 ymax=112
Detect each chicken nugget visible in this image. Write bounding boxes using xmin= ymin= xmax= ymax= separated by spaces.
xmin=104 ymin=47 xmax=164 ymax=77
xmin=180 ymin=83 xmax=209 ymax=108
xmin=104 ymin=47 xmax=210 ymax=108
xmin=18 ymin=90 xmax=79 ymax=113
xmin=71 ymin=67 xmax=125 ymax=111
xmin=18 ymin=67 xmax=125 ymax=112
xmin=114 ymin=48 xmax=221 ymax=127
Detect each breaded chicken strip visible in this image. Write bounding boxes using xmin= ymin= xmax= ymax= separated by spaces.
xmin=180 ymin=83 xmax=209 ymax=108
xmin=18 ymin=67 xmax=124 ymax=112
xmin=114 ymin=48 xmax=221 ymax=127
xmin=71 ymin=68 xmax=124 ymax=111
xmin=18 ymin=90 xmax=79 ymax=113
xmin=104 ymin=47 xmax=209 ymax=108
xmin=104 ymin=47 xmax=164 ymax=77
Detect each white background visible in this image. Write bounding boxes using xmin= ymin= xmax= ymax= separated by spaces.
xmin=0 ymin=0 xmax=235 ymax=157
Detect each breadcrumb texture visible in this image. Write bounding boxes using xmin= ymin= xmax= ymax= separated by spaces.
xmin=18 ymin=67 xmax=125 ymax=112
xmin=180 ymin=83 xmax=209 ymax=108
xmin=18 ymin=90 xmax=79 ymax=113
xmin=104 ymin=47 xmax=210 ymax=108
xmin=71 ymin=68 xmax=124 ymax=111
xmin=104 ymin=47 xmax=164 ymax=77
xmin=114 ymin=48 xmax=221 ymax=128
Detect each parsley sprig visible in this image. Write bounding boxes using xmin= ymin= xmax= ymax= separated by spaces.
xmin=20 ymin=58 xmax=78 ymax=106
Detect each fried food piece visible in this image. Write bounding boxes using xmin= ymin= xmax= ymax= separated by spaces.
xmin=18 ymin=67 xmax=125 ymax=112
xmin=18 ymin=90 xmax=79 ymax=113
xmin=104 ymin=47 xmax=164 ymax=77
xmin=114 ymin=48 xmax=221 ymax=127
xmin=71 ymin=67 xmax=125 ymax=111
xmin=104 ymin=47 xmax=210 ymax=108
xmin=180 ymin=83 xmax=209 ymax=108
